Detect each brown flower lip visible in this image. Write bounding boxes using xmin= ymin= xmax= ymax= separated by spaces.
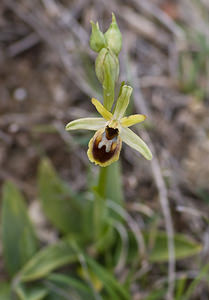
xmin=105 ymin=126 xmax=119 ymax=140
xmin=91 ymin=127 xmax=122 ymax=164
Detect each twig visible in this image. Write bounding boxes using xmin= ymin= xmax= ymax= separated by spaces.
xmin=53 ymin=121 xmax=87 ymax=165
xmin=176 ymin=205 xmax=206 ymax=218
xmin=127 ymin=202 xmax=154 ymax=218
xmin=0 ymin=130 xmax=12 ymax=144
xmin=7 ymin=32 xmax=40 ymax=57
xmin=139 ymin=76 xmax=177 ymax=88
xmin=98 ymin=0 xmax=170 ymax=48
xmin=129 ymin=0 xmax=186 ymax=78
xmin=113 ymin=221 xmax=129 ymax=275
xmin=130 ymin=64 xmax=176 ymax=300
xmin=130 ymin=0 xmax=184 ymax=40
xmin=4 ymin=0 xmax=100 ymax=99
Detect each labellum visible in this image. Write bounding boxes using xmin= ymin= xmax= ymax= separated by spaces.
xmin=88 ymin=126 xmax=122 ymax=167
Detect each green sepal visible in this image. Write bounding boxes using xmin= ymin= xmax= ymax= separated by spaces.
xmin=90 ymin=21 xmax=106 ymax=52
xmin=104 ymin=13 xmax=122 ymax=55
xmin=114 ymin=85 xmax=133 ymax=119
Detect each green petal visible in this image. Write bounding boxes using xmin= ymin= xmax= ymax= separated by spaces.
xmin=91 ymin=98 xmax=113 ymax=120
xmin=114 ymin=85 xmax=133 ymax=119
xmin=65 ymin=118 xmax=106 ymax=131
xmin=121 ymin=127 xmax=152 ymax=160
xmin=120 ymin=114 xmax=146 ymax=127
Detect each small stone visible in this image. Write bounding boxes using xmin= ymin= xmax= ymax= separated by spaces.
xmin=13 ymin=87 xmax=27 ymax=102
xmin=9 ymin=123 xmax=19 ymax=133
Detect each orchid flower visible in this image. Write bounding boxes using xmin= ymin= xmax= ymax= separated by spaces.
xmin=66 ymin=85 xmax=152 ymax=167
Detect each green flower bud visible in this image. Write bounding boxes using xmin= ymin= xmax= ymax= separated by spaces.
xmin=90 ymin=21 xmax=106 ymax=52
xmin=104 ymin=13 xmax=122 ymax=55
xmin=95 ymin=48 xmax=119 ymax=84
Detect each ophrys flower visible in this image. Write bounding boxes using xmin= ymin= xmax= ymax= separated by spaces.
xmin=66 ymin=85 xmax=152 ymax=167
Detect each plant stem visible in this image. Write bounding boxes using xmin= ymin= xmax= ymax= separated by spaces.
xmin=97 ymin=166 xmax=108 ymax=198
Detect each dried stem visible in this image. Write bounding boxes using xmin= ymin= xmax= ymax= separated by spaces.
xmin=130 ymin=65 xmax=176 ymax=300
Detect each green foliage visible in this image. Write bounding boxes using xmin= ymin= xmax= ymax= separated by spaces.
xmin=0 ymin=159 xmax=204 ymax=300
xmin=144 ymin=231 xmax=202 ymax=262
xmin=0 ymin=282 xmax=11 ymax=299
xmin=182 ymin=263 xmax=209 ymax=300
xmin=92 ymin=161 xmax=124 ymax=247
xmin=175 ymin=277 xmax=187 ymax=300
xmin=197 ymin=188 xmax=209 ymax=204
xmin=86 ymin=257 xmax=130 ymax=300
xmin=19 ymin=239 xmax=77 ymax=282
xmin=47 ymin=273 xmax=95 ymax=299
xmin=144 ymin=288 xmax=167 ymax=300
xmin=15 ymin=283 xmax=48 ymax=300
xmin=38 ymin=159 xmax=92 ymax=240
xmin=1 ymin=182 xmax=38 ymax=277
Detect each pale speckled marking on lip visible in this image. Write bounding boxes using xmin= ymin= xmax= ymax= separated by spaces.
xmin=92 ymin=128 xmax=121 ymax=163
xmin=98 ymin=126 xmax=119 ymax=153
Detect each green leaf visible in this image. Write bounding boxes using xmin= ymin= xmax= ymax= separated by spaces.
xmin=183 ymin=263 xmax=209 ymax=300
xmin=1 ymin=182 xmax=38 ymax=277
xmin=175 ymin=277 xmax=187 ymax=300
xmin=15 ymin=283 xmax=48 ymax=300
xmin=47 ymin=273 xmax=93 ymax=294
xmin=86 ymin=257 xmax=130 ymax=300
xmin=144 ymin=288 xmax=166 ymax=300
xmin=38 ymin=159 xmax=86 ymax=236
xmin=19 ymin=239 xmax=77 ymax=282
xmin=0 ymin=281 xmax=11 ymax=299
xmin=145 ymin=231 xmax=202 ymax=262
xmin=197 ymin=188 xmax=209 ymax=204
xmin=46 ymin=273 xmax=95 ymax=300
xmin=45 ymin=294 xmax=66 ymax=300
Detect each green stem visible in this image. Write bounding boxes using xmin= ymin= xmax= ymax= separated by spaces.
xmin=93 ymin=167 xmax=107 ymax=241
xmin=97 ymin=166 xmax=108 ymax=198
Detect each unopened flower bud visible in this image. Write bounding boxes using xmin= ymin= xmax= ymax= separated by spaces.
xmin=95 ymin=48 xmax=119 ymax=84
xmin=90 ymin=21 xmax=106 ymax=52
xmin=104 ymin=13 xmax=122 ymax=55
